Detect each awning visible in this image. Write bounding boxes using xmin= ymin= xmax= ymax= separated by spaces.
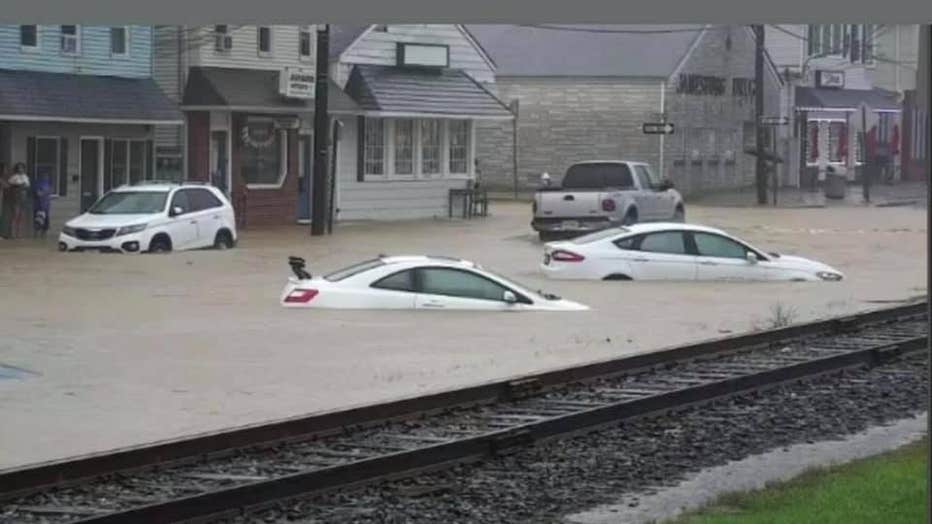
xmin=182 ymin=67 xmax=360 ymax=115
xmin=795 ymin=86 xmax=901 ymax=113
xmin=0 ymin=68 xmax=182 ymax=125
xmin=345 ymin=64 xmax=514 ymax=120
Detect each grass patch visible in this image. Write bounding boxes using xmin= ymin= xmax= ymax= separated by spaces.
xmin=669 ymin=437 xmax=928 ymax=524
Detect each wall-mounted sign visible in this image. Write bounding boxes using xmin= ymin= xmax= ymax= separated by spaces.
xmin=397 ymin=42 xmax=449 ymax=68
xmin=279 ymin=67 xmax=315 ymax=99
xmin=732 ymin=77 xmax=756 ymax=97
xmin=676 ymin=74 xmax=726 ymax=96
xmin=816 ymin=70 xmax=845 ymax=89
xmin=642 ymin=122 xmax=675 ymax=135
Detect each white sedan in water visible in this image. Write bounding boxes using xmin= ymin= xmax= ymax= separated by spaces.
xmin=282 ymin=255 xmax=589 ymax=311
xmin=540 ymin=223 xmax=845 ymax=282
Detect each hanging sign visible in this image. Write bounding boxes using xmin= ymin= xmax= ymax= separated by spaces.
xmin=241 ymin=121 xmax=276 ymax=149
xmin=279 ymin=67 xmax=315 ymax=99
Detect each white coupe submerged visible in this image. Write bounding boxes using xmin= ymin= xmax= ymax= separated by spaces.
xmin=282 ymin=255 xmax=589 ymax=311
xmin=540 ymin=223 xmax=845 ymax=282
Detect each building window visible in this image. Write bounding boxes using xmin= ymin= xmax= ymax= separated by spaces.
xmin=394 ymin=119 xmax=415 ymax=175
xmin=241 ymin=121 xmax=286 ymax=187
xmin=110 ymin=26 xmax=128 ymax=56
xmin=807 ymin=24 xmax=874 ymax=64
xmin=364 ymin=118 xmax=386 ymax=175
xmin=299 ymin=27 xmax=312 ymax=60
xmin=214 ymin=25 xmax=232 ymax=53
xmin=448 ymin=120 xmax=469 ymax=174
xmin=60 ymin=25 xmax=79 ymax=55
xmin=110 ymin=139 xmax=128 ymax=190
xmin=20 ymin=25 xmax=38 ymax=49
xmin=129 ymin=141 xmax=146 ymax=184
xmin=157 ymin=147 xmax=184 ymax=183
xmin=258 ymin=26 xmax=272 ymax=56
xmin=373 ymin=25 xmax=388 ymax=32
xmin=828 ymin=122 xmax=847 ymax=163
xmin=420 ymin=120 xmax=442 ymax=175
xmin=35 ymin=137 xmax=60 ymax=196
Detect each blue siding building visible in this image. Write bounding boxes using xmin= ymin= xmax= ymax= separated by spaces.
xmin=0 ymin=25 xmax=181 ymax=236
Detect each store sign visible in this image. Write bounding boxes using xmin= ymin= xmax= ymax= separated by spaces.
xmin=279 ymin=67 xmax=315 ymax=99
xmin=816 ymin=70 xmax=845 ymax=89
xmin=397 ymin=42 xmax=449 ymax=68
xmin=676 ymin=74 xmax=726 ymax=96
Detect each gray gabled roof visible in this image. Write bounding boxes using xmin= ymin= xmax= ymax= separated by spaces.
xmin=344 ymin=64 xmax=513 ymax=119
xmin=465 ymin=24 xmax=705 ymax=78
xmin=182 ymin=67 xmax=360 ymax=113
xmin=795 ymin=86 xmax=901 ymax=112
xmin=0 ymin=68 xmax=181 ymax=124
xmin=329 ymin=25 xmax=371 ymax=59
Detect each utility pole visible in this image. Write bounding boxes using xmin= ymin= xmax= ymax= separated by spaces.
xmin=311 ymin=24 xmax=330 ymax=236
xmin=511 ymin=99 xmax=519 ymax=200
xmin=753 ymin=24 xmax=767 ymax=205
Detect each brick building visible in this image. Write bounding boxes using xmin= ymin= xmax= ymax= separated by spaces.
xmin=467 ymin=25 xmax=782 ymax=196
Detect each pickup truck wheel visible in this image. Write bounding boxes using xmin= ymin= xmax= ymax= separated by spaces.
xmin=622 ymin=210 xmax=638 ymax=226
xmin=673 ymin=206 xmax=685 ymax=222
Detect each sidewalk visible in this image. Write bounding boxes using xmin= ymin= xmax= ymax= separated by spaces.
xmin=689 ymin=181 xmax=929 ymax=209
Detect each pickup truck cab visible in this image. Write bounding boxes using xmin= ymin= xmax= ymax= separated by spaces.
xmin=531 ymin=160 xmax=684 ymax=241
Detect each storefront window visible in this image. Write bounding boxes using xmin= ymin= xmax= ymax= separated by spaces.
xmin=156 ymin=154 xmax=183 ymax=183
xmin=110 ymin=139 xmax=128 ymax=190
xmin=420 ymin=120 xmax=442 ymax=175
xmin=35 ymin=137 xmax=60 ymax=195
xmin=241 ymin=120 xmax=284 ymax=186
xmin=364 ymin=118 xmax=385 ymax=175
xmin=806 ymin=121 xmax=820 ymax=164
xmin=448 ymin=120 xmax=469 ymax=174
xmin=828 ymin=122 xmax=846 ymax=163
xmin=394 ymin=119 xmax=414 ymax=175
xmin=129 ymin=141 xmax=146 ymax=184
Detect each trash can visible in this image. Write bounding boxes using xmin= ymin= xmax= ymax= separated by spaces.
xmin=824 ymin=166 xmax=847 ymax=200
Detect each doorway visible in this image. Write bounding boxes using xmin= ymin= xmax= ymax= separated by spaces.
xmin=210 ymin=130 xmax=230 ymax=196
xmin=80 ymin=138 xmax=103 ymax=212
xmin=297 ymin=133 xmax=313 ymax=223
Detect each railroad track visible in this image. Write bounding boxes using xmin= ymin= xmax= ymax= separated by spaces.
xmin=0 ymin=302 xmax=927 ymax=524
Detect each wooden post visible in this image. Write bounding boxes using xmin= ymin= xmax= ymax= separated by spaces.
xmin=754 ymin=24 xmax=767 ymax=205
xmin=311 ymin=24 xmax=330 ymax=236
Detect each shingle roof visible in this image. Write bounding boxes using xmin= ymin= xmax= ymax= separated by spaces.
xmin=464 ymin=24 xmax=705 ymax=77
xmin=344 ymin=64 xmax=513 ymax=119
xmin=0 ymin=68 xmax=182 ymax=123
xmin=182 ymin=67 xmax=360 ymax=113
xmin=795 ymin=86 xmax=901 ymax=112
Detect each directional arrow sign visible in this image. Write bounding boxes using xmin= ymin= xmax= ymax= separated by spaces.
xmin=759 ymin=116 xmax=789 ymax=126
xmin=643 ymin=122 xmax=675 ymax=135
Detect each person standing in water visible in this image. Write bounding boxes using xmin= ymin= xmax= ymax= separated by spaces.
xmin=32 ymin=169 xmax=52 ymax=239
xmin=7 ymin=162 xmax=31 ymax=239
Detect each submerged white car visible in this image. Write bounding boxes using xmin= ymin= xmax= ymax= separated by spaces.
xmin=281 ymin=255 xmax=589 ymax=311
xmin=540 ymin=223 xmax=845 ymax=282
xmin=59 ymin=182 xmax=237 ymax=253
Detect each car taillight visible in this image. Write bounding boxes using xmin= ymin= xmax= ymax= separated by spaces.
xmin=551 ymin=250 xmax=585 ymax=262
xmin=284 ymin=289 xmax=319 ymax=303
xmin=601 ymin=199 xmax=616 ymax=212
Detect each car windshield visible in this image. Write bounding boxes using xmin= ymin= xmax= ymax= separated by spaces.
xmin=571 ymin=227 xmax=630 ymax=244
xmin=88 ymin=191 xmax=169 ymax=214
xmin=324 ymin=259 xmax=386 ymax=282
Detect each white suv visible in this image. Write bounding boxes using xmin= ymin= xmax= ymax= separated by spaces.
xmin=58 ymin=182 xmax=238 ymax=253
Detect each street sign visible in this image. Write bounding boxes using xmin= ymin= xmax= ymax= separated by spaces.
xmin=759 ymin=116 xmax=789 ymax=126
xmin=643 ymin=122 xmax=675 ymax=135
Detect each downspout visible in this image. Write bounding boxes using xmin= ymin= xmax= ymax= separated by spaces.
xmin=895 ymin=25 xmax=901 ymax=93
xmin=659 ymin=80 xmax=666 ymax=179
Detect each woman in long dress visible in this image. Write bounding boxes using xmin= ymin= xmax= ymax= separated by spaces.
xmin=0 ymin=162 xmax=14 ymax=239
xmin=7 ymin=163 xmax=31 ymax=239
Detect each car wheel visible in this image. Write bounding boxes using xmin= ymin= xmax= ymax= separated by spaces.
xmin=622 ymin=210 xmax=638 ymax=226
xmin=673 ymin=206 xmax=685 ymax=222
xmin=214 ymin=230 xmax=234 ymax=250
xmin=148 ymin=236 xmax=172 ymax=254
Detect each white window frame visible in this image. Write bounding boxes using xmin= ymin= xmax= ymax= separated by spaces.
xmin=34 ymin=136 xmax=61 ymax=197
xmin=213 ymin=25 xmax=232 ymax=54
xmin=109 ymin=138 xmax=130 ymax=189
xmin=299 ymin=26 xmax=313 ymax=62
xmin=19 ymin=25 xmax=40 ymax=52
xmin=243 ymin=124 xmax=288 ymax=190
xmin=60 ymin=25 xmax=80 ymax=56
xmin=362 ymin=118 xmax=475 ymax=182
xmin=392 ymin=119 xmax=416 ymax=179
xmin=448 ymin=119 xmax=470 ymax=175
xmin=127 ymin=139 xmax=148 ymax=185
xmin=363 ymin=117 xmax=388 ymax=177
xmin=257 ymin=26 xmax=273 ymax=57
xmin=805 ymin=118 xmax=848 ymax=167
xmin=110 ymin=26 xmax=129 ymax=57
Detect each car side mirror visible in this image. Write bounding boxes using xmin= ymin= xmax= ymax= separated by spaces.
xmin=503 ymin=290 xmax=518 ymax=304
xmin=746 ymin=252 xmax=759 ymax=264
xmin=657 ymin=179 xmax=674 ymax=191
xmin=170 ymin=206 xmax=184 ymax=217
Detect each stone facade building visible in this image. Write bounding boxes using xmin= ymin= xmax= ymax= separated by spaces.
xmin=468 ymin=25 xmax=782 ymax=196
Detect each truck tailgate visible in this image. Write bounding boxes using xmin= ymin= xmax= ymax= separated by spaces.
xmin=537 ymin=191 xmax=604 ymax=218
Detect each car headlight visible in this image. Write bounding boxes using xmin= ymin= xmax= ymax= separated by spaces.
xmin=116 ymin=223 xmax=148 ymax=236
xmin=816 ymin=271 xmax=843 ymax=281
xmin=61 ymin=225 xmax=77 ymax=237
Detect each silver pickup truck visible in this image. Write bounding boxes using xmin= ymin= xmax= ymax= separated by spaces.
xmin=531 ymin=160 xmax=685 ymax=241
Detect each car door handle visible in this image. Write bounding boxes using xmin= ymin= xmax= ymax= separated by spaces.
xmin=699 ymin=261 xmax=717 ymax=266
xmin=189 ymin=220 xmax=198 ymax=224
xmin=422 ymin=302 xmax=445 ymax=309
xmin=633 ymin=257 xmax=649 ymax=262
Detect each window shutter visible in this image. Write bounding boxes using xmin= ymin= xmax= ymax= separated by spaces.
xmin=146 ymin=140 xmax=154 ymax=180
xmin=26 ymin=136 xmax=36 ymax=181
xmin=59 ymin=138 xmax=68 ymax=196
xmin=357 ymin=116 xmax=365 ymax=182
